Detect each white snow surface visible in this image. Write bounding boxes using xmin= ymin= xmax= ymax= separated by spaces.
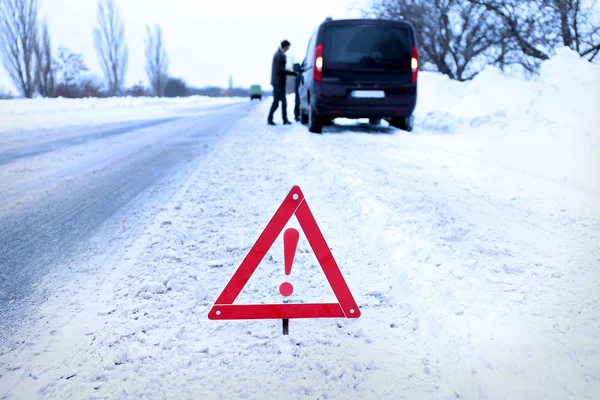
xmin=0 ymin=49 xmax=598 ymax=399
xmin=0 ymin=95 xmax=246 ymax=132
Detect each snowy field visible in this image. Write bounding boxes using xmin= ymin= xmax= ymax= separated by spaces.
xmin=0 ymin=95 xmax=247 ymax=132
xmin=0 ymin=48 xmax=599 ymax=399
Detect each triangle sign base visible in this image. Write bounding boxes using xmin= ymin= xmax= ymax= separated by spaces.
xmin=208 ymin=304 xmax=345 ymax=320
xmin=208 ymin=185 xmax=360 ymax=320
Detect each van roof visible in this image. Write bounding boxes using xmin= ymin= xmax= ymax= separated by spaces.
xmin=322 ymin=18 xmax=415 ymax=30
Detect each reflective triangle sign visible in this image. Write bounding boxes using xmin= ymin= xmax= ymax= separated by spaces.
xmin=208 ymin=185 xmax=360 ymax=320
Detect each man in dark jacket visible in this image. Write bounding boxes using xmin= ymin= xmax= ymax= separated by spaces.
xmin=268 ymin=40 xmax=297 ymax=125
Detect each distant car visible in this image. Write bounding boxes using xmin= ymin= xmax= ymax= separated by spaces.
xmin=298 ymin=18 xmax=419 ymax=133
xmin=250 ymin=85 xmax=263 ymax=101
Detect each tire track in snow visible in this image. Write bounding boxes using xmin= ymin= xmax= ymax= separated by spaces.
xmin=295 ymin=125 xmax=599 ymax=399
xmin=281 ymin=127 xmax=483 ymax=398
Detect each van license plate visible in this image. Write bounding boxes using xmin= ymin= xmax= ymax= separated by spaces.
xmin=350 ymin=90 xmax=385 ymax=98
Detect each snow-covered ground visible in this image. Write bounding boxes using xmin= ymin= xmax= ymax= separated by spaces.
xmin=0 ymin=48 xmax=598 ymax=399
xmin=0 ymin=95 xmax=247 ymax=132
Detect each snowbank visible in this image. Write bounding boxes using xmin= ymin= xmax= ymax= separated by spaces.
xmin=415 ymin=47 xmax=600 ymax=191
xmin=0 ymin=95 xmax=247 ymax=132
xmin=417 ymin=47 xmax=599 ymax=134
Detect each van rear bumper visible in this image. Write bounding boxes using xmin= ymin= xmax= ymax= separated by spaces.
xmin=315 ymin=102 xmax=417 ymax=119
xmin=313 ymin=83 xmax=417 ymax=118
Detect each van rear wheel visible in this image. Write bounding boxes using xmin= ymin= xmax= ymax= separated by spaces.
xmin=308 ymin=106 xmax=323 ymax=134
xmin=300 ymin=109 xmax=309 ymax=125
xmin=389 ymin=115 xmax=414 ymax=132
xmin=369 ymin=118 xmax=381 ymax=125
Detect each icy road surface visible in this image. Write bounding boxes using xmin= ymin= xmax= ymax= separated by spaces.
xmin=0 ymin=100 xmax=251 ymax=339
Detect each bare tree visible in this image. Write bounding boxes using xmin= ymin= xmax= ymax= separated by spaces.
xmin=53 ymin=46 xmax=102 ymax=98
xmin=548 ymin=0 xmax=600 ymax=61
xmin=0 ymin=0 xmax=40 ymax=98
xmin=34 ymin=18 xmax=54 ymax=97
xmin=93 ymin=0 xmax=128 ymax=96
xmin=144 ymin=24 xmax=168 ymax=97
xmin=56 ymin=46 xmax=87 ymax=92
xmin=368 ymin=0 xmax=600 ymax=79
xmin=470 ymin=1 xmax=553 ymax=63
xmin=469 ymin=0 xmax=600 ymax=65
xmin=370 ymin=0 xmax=504 ymax=80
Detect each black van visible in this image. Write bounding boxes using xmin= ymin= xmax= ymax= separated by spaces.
xmin=298 ymin=18 xmax=419 ymax=133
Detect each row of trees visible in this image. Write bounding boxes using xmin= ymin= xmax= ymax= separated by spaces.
xmin=369 ymin=0 xmax=600 ymax=80
xmin=0 ymin=0 xmax=169 ymax=98
xmin=6 ymin=0 xmax=595 ymax=96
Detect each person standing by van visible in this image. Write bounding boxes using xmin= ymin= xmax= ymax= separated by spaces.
xmin=268 ymin=40 xmax=297 ymax=125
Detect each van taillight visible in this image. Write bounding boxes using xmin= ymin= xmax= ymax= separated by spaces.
xmin=314 ymin=44 xmax=323 ymax=83
xmin=411 ymin=46 xmax=419 ymax=83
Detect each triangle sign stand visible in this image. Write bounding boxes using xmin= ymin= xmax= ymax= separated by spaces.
xmin=208 ymin=185 xmax=361 ymax=320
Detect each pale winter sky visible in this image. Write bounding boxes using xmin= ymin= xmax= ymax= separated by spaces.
xmin=0 ymin=0 xmax=366 ymax=94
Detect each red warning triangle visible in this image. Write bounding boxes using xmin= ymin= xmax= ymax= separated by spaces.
xmin=208 ymin=185 xmax=360 ymax=320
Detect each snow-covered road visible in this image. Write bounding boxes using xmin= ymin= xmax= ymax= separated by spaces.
xmin=0 ymin=49 xmax=598 ymax=399
xmin=0 ymin=100 xmax=251 ymax=339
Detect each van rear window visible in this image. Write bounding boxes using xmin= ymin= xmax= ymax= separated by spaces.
xmin=324 ymin=25 xmax=412 ymax=68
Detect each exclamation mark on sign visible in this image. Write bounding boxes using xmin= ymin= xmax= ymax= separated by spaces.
xmin=279 ymin=228 xmax=299 ymax=297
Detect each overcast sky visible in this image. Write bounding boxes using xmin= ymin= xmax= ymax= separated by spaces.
xmin=0 ymin=0 xmax=366 ymax=94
